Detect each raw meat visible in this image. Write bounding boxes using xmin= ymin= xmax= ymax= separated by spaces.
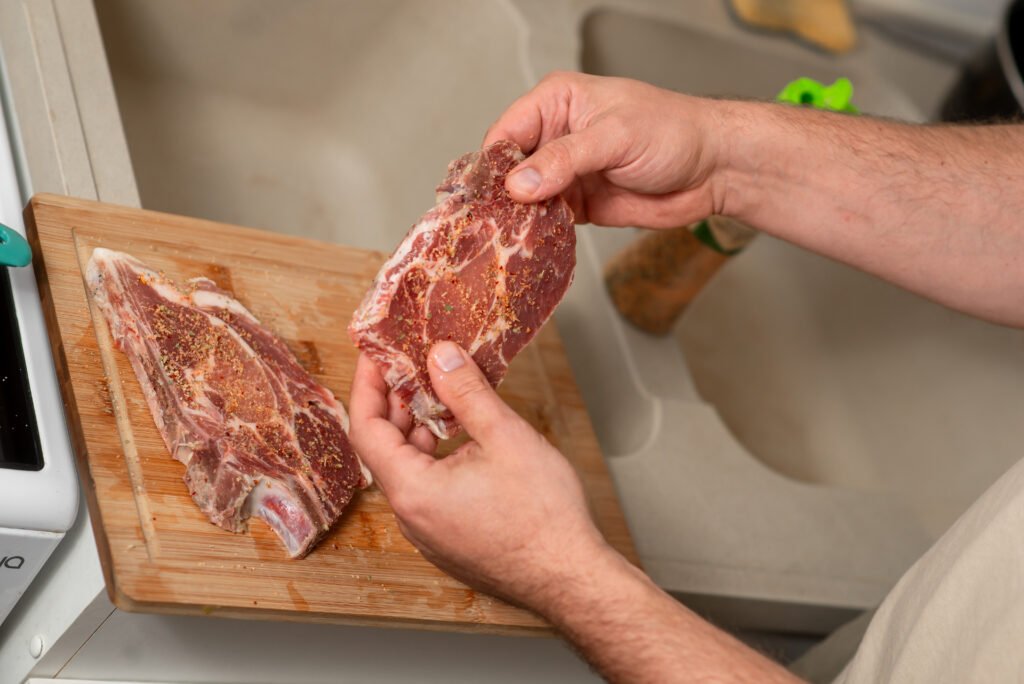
xmin=349 ymin=140 xmax=575 ymax=439
xmin=87 ymin=248 xmax=370 ymax=558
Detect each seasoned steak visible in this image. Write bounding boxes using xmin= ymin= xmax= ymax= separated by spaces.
xmin=88 ymin=248 xmax=370 ymax=557
xmin=349 ymin=141 xmax=575 ymax=439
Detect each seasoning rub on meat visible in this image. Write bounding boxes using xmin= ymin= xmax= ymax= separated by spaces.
xmin=88 ymin=248 xmax=370 ymax=558
xmin=349 ymin=140 xmax=576 ymax=439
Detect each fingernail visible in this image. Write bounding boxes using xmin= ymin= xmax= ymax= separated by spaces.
xmin=432 ymin=341 xmax=465 ymax=372
xmin=508 ymin=167 xmax=541 ymax=195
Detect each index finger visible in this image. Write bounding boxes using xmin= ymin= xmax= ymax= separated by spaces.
xmin=348 ymin=353 xmax=433 ymax=492
xmin=483 ymin=73 xmax=574 ymax=152
xmin=483 ymin=91 xmax=544 ymax=152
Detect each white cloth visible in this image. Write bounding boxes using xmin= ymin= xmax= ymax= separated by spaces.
xmin=835 ymin=456 xmax=1024 ymax=682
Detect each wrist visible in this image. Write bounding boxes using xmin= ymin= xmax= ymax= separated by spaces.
xmin=705 ymin=98 xmax=815 ymax=228
xmin=701 ymin=98 xmax=763 ymax=221
xmin=533 ymin=538 xmax=643 ymax=628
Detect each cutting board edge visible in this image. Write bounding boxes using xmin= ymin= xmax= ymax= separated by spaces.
xmin=24 ymin=196 xmax=124 ymax=597
xmin=109 ymin=585 xmax=555 ymax=636
xmin=28 ymin=192 xmax=392 ymax=264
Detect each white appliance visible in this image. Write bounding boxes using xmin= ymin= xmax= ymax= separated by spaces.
xmin=0 ymin=74 xmax=79 ymax=626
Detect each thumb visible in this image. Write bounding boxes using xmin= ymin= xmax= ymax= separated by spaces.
xmin=428 ymin=341 xmax=523 ymax=445
xmin=505 ymin=126 xmax=619 ymax=203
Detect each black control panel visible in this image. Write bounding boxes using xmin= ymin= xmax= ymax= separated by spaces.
xmin=0 ymin=268 xmax=43 ymax=470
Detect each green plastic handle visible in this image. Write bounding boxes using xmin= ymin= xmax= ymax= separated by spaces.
xmin=0 ymin=222 xmax=31 ymax=267
xmin=776 ymin=76 xmax=859 ymax=114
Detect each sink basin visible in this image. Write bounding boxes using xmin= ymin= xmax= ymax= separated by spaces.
xmin=90 ymin=0 xmax=995 ymax=636
xmin=582 ymin=8 xmax=1024 ymax=541
xmin=569 ymin=4 xmax=1024 ymax=628
xmin=94 ymin=0 xmax=526 ymax=252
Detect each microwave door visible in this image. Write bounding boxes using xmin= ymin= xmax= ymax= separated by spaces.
xmin=0 ymin=267 xmax=43 ymax=471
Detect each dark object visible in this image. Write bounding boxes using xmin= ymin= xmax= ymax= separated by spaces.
xmin=0 ymin=269 xmax=44 ymax=471
xmin=942 ymin=0 xmax=1024 ymax=121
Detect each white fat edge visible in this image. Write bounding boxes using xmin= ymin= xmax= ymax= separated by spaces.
xmin=172 ymin=441 xmax=197 ymax=467
xmin=87 ymin=250 xmax=145 ymax=340
xmin=190 ymin=286 xmax=258 ymax=321
xmin=86 ymin=263 xmax=124 ymax=340
xmin=422 ymin=412 xmax=454 ymax=440
xmin=407 ymin=385 xmax=448 ymax=421
xmin=352 ymin=212 xmax=445 ymax=329
xmin=243 ymin=476 xmax=310 ymax=557
xmin=84 ymin=250 xmax=106 ymax=292
xmin=92 ymin=248 xmax=189 ymax=309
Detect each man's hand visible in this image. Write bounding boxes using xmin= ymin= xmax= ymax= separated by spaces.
xmin=491 ymin=71 xmax=1024 ymax=326
xmin=484 ymin=71 xmax=727 ymax=229
xmin=347 ymin=342 xmax=609 ymax=610
xmin=349 ymin=345 xmax=799 ymax=683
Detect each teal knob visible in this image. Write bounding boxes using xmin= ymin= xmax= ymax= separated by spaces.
xmin=0 ymin=222 xmax=31 ymax=267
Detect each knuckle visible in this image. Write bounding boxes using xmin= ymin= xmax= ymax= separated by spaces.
xmin=538 ymin=70 xmax=583 ymax=100
xmin=598 ymin=113 xmax=630 ymax=142
xmin=388 ymin=485 xmax=421 ymax=521
xmin=542 ymin=140 xmax=576 ymax=176
xmin=540 ymin=69 xmax=571 ymax=84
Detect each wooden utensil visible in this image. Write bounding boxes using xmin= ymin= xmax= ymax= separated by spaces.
xmin=26 ymin=193 xmax=638 ymax=634
xmin=730 ymin=0 xmax=857 ymax=54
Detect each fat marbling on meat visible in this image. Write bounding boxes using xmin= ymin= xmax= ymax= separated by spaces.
xmin=349 ymin=141 xmax=576 ymax=439
xmin=88 ymin=248 xmax=370 ymax=558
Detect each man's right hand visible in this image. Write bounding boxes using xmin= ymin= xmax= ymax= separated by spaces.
xmin=349 ymin=344 xmax=799 ymax=683
xmin=347 ymin=343 xmax=611 ymax=613
xmin=484 ymin=71 xmax=729 ymax=229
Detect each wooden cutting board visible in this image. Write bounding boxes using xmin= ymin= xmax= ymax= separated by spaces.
xmin=26 ymin=194 xmax=638 ymax=634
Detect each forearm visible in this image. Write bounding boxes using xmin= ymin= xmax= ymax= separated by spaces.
xmin=538 ymin=546 xmax=798 ymax=683
xmin=715 ymin=101 xmax=1024 ymax=326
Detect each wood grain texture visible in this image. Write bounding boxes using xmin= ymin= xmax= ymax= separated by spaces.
xmin=26 ymin=194 xmax=638 ymax=634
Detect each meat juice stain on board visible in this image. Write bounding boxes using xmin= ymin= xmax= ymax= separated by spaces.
xmin=286 ymin=580 xmax=310 ymax=611
xmin=202 ymin=262 xmax=234 ymax=293
xmin=291 ymin=339 xmax=326 ymax=376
